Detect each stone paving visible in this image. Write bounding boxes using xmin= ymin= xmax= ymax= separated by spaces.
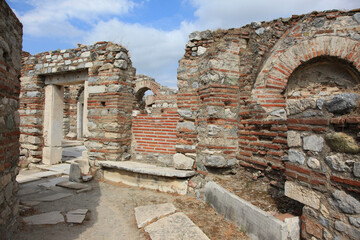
xmin=15 ymin=147 xmax=211 ymax=240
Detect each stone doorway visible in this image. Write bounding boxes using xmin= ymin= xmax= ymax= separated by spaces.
xmin=42 ymin=71 xmax=88 ymax=165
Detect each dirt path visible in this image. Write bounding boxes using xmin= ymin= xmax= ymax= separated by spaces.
xmin=15 ymin=179 xmax=248 ymax=240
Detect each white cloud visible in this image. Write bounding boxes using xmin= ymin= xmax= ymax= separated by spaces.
xmin=82 ymin=19 xmax=195 ymax=88
xmin=189 ymin=0 xmax=360 ymax=30
xmin=18 ymin=0 xmax=136 ymax=38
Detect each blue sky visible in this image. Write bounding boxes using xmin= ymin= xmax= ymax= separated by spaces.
xmin=8 ymin=0 xmax=359 ymax=88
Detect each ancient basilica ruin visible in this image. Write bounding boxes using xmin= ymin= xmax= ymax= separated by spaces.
xmin=1 ymin=0 xmax=360 ymax=239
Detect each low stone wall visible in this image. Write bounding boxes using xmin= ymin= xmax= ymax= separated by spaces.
xmin=0 ymin=0 xmax=22 ymax=238
xmin=205 ymin=181 xmax=300 ymax=240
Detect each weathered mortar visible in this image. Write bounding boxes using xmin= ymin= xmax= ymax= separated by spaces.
xmin=177 ymin=9 xmax=360 ymax=239
xmin=20 ymin=42 xmax=136 ymax=165
xmin=0 ymin=0 xmax=22 ymax=238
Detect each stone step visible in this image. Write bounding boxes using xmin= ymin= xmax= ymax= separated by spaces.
xmin=98 ymin=161 xmax=196 ymax=178
xmin=98 ymin=161 xmax=197 ymax=195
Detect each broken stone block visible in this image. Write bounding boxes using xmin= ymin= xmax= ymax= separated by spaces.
xmin=69 ymin=162 xmax=82 ymax=183
xmin=334 ymin=220 xmax=360 ymax=240
xmin=66 ymin=209 xmax=89 ymax=224
xmin=177 ymin=122 xmax=195 ymax=132
xmin=325 ymin=132 xmax=359 ymax=154
xmin=303 ymin=135 xmax=324 ymax=152
xmin=135 ymin=203 xmax=176 ymax=228
xmin=288 ymin=149 xmax=305 ymax=165
xmin=287 ymin=131 xmax=302 ymax=147
xmin=23 ymin=211 xmax=64 ymax=225
xmin=144 ymin=212 xmax=209 ymax=240
xmin=173 ymin=153 xmax=194 ymax=170
xmin=332 ymin=190 xmax=360 ymax=214
xmin=325 ymin=154 xmax=350 ymax=172
xmin=324 ymin=93 xmax=359 ymax=114
xmin=285 ymin=181 xmax=320 ymax=209
xmin=307 ymin=157 xmax=321 ymax=170
xmin=204 ymin=155 xmax=227 ymax=167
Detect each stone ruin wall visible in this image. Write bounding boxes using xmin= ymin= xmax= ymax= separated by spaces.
xmin=177 ymin=9 xmax=360 ymax=240
xmin=20 ymin=42 xmax=136 ymax=166
xmin=0 ymin=0 xmax=22 ymax=238
xmin=132 ymin=74 xmax=179 ymax=166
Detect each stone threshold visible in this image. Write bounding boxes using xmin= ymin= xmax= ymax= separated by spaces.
xmin=98 ymin=161 xmax=196 ymax=178
xmin=205 ymin=181 xmax=300 ymax=240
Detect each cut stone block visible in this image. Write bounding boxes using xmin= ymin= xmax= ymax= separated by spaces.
xmin=42 ymin=147 xmax=63 ymax=165
xmin=69 ymin=162 xmax=82 ymax=182
xmin=173 ymin=153 xmax=194 ymax=170
xmin=205 ymin=181 xmax=300 ymax=240
xmin=135 ymin=203 xmax=177 ymax=228
xmin=16 ymin=175 xmax=40 ymax=184
xmin=66 ymin=214 xmax=86 ymax=224
xmin=104 ymin=169 xmax=188 ymax=195
xmin=144 ymin=212 xmax=209 ymax=240
xmin=303 ymin=135 xmax=324 ymax=152
xmin=285 ymin=181 xmax=320 ymax=210
xmin=287 ymin=131 xmax=301 ymax=147
xmin=65 ymin=209 xmax=89 ymax=224
xmin=98 ymin=161 xmax=196 ymax=178
xmin=36 ymin=193 xmax=73 ymax=202
xmin=23 ymin=211 xmax=64 ymax=225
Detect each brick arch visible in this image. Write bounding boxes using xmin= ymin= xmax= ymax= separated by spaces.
xmin=252 ymin=36 xmax=360 ymax=111
xmin=134 ymin=79 xmax=161 ymax=96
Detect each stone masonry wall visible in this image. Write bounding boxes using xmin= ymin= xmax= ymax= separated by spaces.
xmin=178 ymin=9 xmax=360 ymax=239
xmin=0 ymin=0 xmax=22 ymax=238
xmin=132 ymin=75 xmax=179 ymax=166
xmin=20 ymin=42 xmax=135 ymax=164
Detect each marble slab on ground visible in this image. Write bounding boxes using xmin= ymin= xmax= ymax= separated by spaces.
xmin=18 ymin=186 xmax=42 ymax=196
xmin=30 ymin=171 xmax=61 ymax=179
xmin=38 ymin=176 xmax=68 ymax=188
xmin=23 ymin=211 xmax=64 ymax=225
xmin=56 ymin=180 xmax=91 ymax=190
xmin=37 ymin=164 xmax=71 ymax=175
xmin=144 ymin=212 xmax=210 ymax=240
xmin=36 ymin=192 xmax=73 ymax=202
xmin=66 ymin=209 xmax=89 ymax=224
xmin=16 ymin=175 xmax=40 ymax=184
xmin=68 ymin=209 xmax=88 ymax=215
xmin=135 ymin=203 xmax=177 ymax=228
xmin=66 ymin=214 xmax=86 ymax=224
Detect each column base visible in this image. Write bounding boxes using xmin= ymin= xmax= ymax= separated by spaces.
xmin=42 ymin=146 xmax=62 ymax=165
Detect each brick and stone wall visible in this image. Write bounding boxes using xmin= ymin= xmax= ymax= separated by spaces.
xmin=0 ymin=0 xmax=22 ymax=238
xmin=132 ymin=75 xmax=179 ymax=166
xmin=178 ymin=9 xmax=360 ymax=239
xmin=20 ymin=42 xmax=136 ymax=165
